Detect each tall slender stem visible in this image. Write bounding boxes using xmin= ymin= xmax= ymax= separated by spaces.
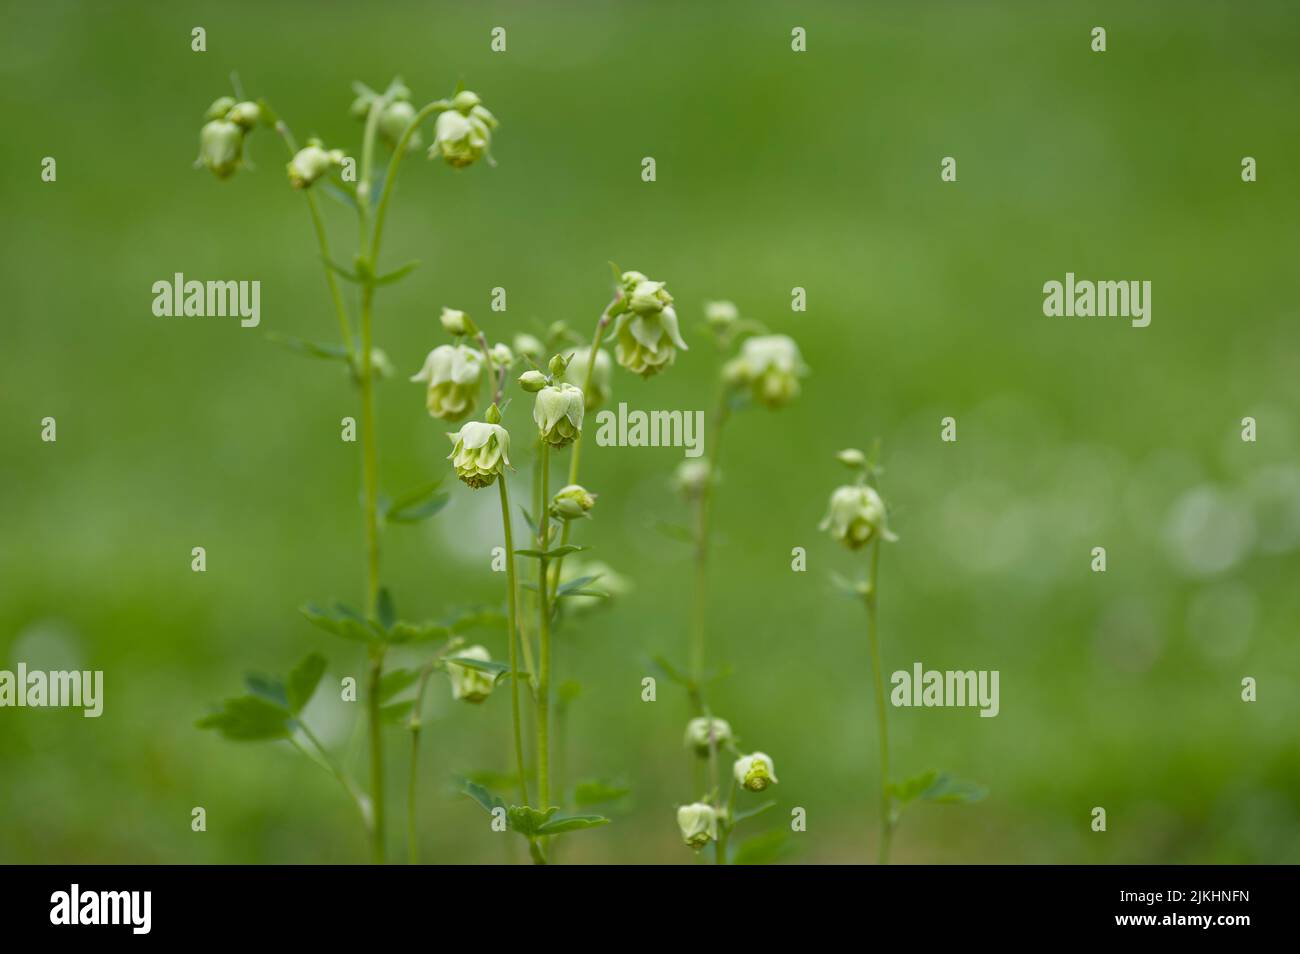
xmin=372 ymin=100 xmax=450 ymax=266
xmin=359 ymin=286 xmax=381 ymax=616
xmin=864 ymin=536 xmax=891 ymax=864
xmin=536 ymin=444 xmax=553 ymax=809
xmin=690 ymin=388 xmax=731 ymax=682
xmin=367 ymin=650 xmax=386 ymax=864
xmin=406 ymin=727 xmax=420 ymax=865
xmin=499 ymin=476 xmax=531 ymax=807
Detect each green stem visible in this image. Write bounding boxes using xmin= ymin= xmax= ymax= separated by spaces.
xmin=865 ymin=536 xmax=891 ymax=864
xmin=367 ymin=650 xmax=387 ymax=864
xmin=499 ymin=476 xmax=531 ymax=807
xmin=372 ymin=100 xmax=450 ymax=266
xmin=292 ymin=726 xmax=369 ymax=829
xmin=690 ymin=388 xmax=731 ymax=682
xmin=359 ymin=285 xmax=381 ymax=616
xmin=406 ymin=727 xmax=420 ymax=865
xmin=536 ymin=443 xmax=553 ymax=812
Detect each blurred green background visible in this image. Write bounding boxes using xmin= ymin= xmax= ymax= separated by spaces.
xmin=2 ymin=0 xmax=1298 ymax=864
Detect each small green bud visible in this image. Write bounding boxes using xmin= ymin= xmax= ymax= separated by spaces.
xmin=672 ymin=459 xmax=714 ymax=500
xmin=411 ymin=344 xmax=484 ymax=421
xmin=518 ymin=369 xmax=547 ymax=392
xmin=533 ymin=383 xmax=585 ymax=447
xmin=447 ymin=645 xmax=496 ymax=702
xmin=446 ymin=420 xmax=511 ymax=489
xmin=705 ymin=300 xmax=739 ymax=332
xmin=513 ymin=333 xmax=544 ymax=362
xmin=287 ymin=143 xmax=345 ymax=190
xmin=550 ymin=484 xmax=597 ymax=520
xmin=197 ymin=119 xmax=245 ymax=179
xmin=485 ymin=403 xmax=503 ymax=425
xmin=836 ymin=448 xmax=867 ymax=469
xmin=227 ymin=101 xmax=261 ymax=130
xmin=683 ymin=716 xmax=732 ymax=757
xmin=618 ymin=270 xmax=648 ymax=296
xmin=627 ymin=279 xmax=673 ymax=317
xmin=548 ymin=353 xmax=569 ymax=377
xmin=204 ymin=96 xmax=237 ymax=122
xmin=430 ymin=95 xmax=497 ymax=169
xmin=489 ymin=342 xmax=514 ymax=369
xmin=439 ymin=307 xmax=472 ymax=336
xmin=722 ymin=334 xmax=808 ymax=409
xmin=452 ymin=89 xmax=483 ymax=114
xmin=676 ymin=802 xmax=719 ymax=850
xmin=733 ymin=752 xmax=778 ymax=792
xmin=370 ymin=349 xmax=394 ymax=379
xmin=561 ymin=347 xmax=612 ymax=410
xmin=819 ymin=484 xmax=897 ymax=549
xmin=379 ymin=99 xmax=422 ymax=152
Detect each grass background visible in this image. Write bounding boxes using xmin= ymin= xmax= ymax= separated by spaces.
xmin=1 ymin=0 xmax=1298 ymax=863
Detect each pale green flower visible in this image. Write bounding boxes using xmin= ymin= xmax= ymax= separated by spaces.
xmin=446 ymin=419 xmax=511 ymax=489
xmin=287 ymin=143 xmax=345 ymax=190
xmin=447 ymin=645 xmax=496 ymax=702
xmin=379 ymin=99 xmax=421 ymax=152
xmin=819 ymin=484 xmax=896 ymax=549
xmin=489 ymin=342 xmax=514 ymax=369
xmin=672 ymin=459 xmax=714 ymax=500
xmin=197 ymin=119 xmax=244 ymax=179
xmin=705 ymin=300 xmax=739 ymax=333
xmin=518 ymin=369 xmax=547 ymax=392
xmin=513 ymin=333 xmax=544 ymax=363
xmin=676 ymin=802 xmax=719 ymax=850
xmin=204 ymin=96 xmax=237 ymax=122
xmin=440 ymin=307 xmax=471 ymax=336
xmin=227 ymin=101 xmax=261 ymax=130
xmin=562 ymin=346 xmax=612 ymax=409
xmin=533 ymin=383 xmax=584 ymax=447
xmin=614 ymin=303 xmax=688 ymax=378
xmin=550 ymin=484 xmax=596 ymax=520
xmin=430 ymin=90 xmax=498 ymax=168
xmin=411 ymin=344 xmax=484 ymax=421
xmin=723 ymin=334 xmax=808 ymax=409
xmin=684 ymin=716 xmax=732 ymax=757
xmin=733 ymin=752 xmax=778 ymax=792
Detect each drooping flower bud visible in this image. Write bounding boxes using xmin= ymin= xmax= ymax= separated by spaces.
xmin=287 ymin=142 xmax=345 ymax=190
xmin=672 ymin=459 xmax=714 ymax=501
xmin=614 ymin=299 xmax=688 ymax=378
xmin=197 ymin=119 xmax=245 ymax=180
xmin=430 ymin=91 xmax=498 ymax=169
xmin=379 ymin=99 xmax=422 ymax=152
xmin=205 ymin=96 xmax=237 ymax=122
xmin=562 ymin=346 xmax=612 ymax=409
xmin=513 ymin=333 xmax=544 ymax=363
xmin=533 ymin=383 xmax=584 ymax=447
xmin=446 ymin=420 xmax=511 ymax=489
xmin=411 ymin=344 xmax=484 ymax=421
xmin=683 ymin=716 xmax=733 ymax=757
xmin=489 ymin=342 xmax=514 ymax=370
xmin=550 ymin=484 xmax=596 ymax=520
xmin=618 ymin=270 xmax=648 ymax=296
xmin=447 ymin=645 xmax=496 ymax=702
xmin=676 ymin=802 xmax=719 ymax=850
xmin=836 ymin=448 xmax=867 ymax=469
xmin=439 ymin=307 xmax=472 ymax=337
xmin=627 ymin=279 xmax=673 ymax=317
xmin=227 ymin=101 xmax=262 ymax=130
xmin=819 ymin=484 xmax=897 ymax=549
xmin=518 ymin=370 xmax=547 ymax=392
xmin=722 ymin=334 xmax=808 ymax=409
xmin=733 ymin=752 xmax=778 ymax=792
xmin=705 ymin=300 xmax=739 ymax=333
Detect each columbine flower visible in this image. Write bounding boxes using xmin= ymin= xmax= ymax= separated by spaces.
xmin=614 ymin=278 xmax=688 ymax=378
xmin=683 ymin=716 xmax=733 ymax=757
xmin=676 ymin=802 xmax=719 ymax=850
xmin=489 ymin=342 xmax=514 ymax=369
xmin=513 ymin=333 xmax=543 ymax=363
xmin=533 ymin=383 xmax=584 ymax=447
xmin=550 ymin=484 xmax=596 ymax=520
xmin=287 ymin=142 xmax=345 ymax=190
xmin=226 ymin=101 xmax=261 ymax=130
xmin=447 ymin=645 xmax=496 ymax=702
xmin=705 ymin=300 xmax=739 ymax=334
xmin=440 ymin=307 xmax=471 ymax=336
xmin=562 ymin=347 xmax=613 ymax=409
xmin=379 ymin=99 xmax=420 ymax=152
xmin=733 ymin=752 xmax=778 ymax=792
xmin=205 ymin=96 xmax=237 ymax=121
xmin=197 ymin=119 xmax=245 ymax=179
xmin=411 ymin=344 xmax=484 ymax=421
xmin=819 ymin=484 xmax=896 ymax=549
xmin=430 ymin=90 xmax=497 ymax=168
xmin=723 ymin=334 xmax=808 ymax=409
xmin=446 ymin=419 xmax=510 ymax=489
xmin=672 ymin=459 xmax=714 ymax=500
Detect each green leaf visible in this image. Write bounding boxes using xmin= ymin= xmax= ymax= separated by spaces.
xmin=732 ymin=830 xmax=792 ymax=865
xmin=570 ymin=779 xmax=629 ymax=807
xmin=322 ymin=256 xmax=361 ymax=283
xmin=556 ymin=574 xmax=602 ymax=595
xmin=446 ymin=656 xmax=510 ymax=679
xmin=458 ymin=776 xmax=505 ymax=815
xmin=375 ymin=261 xmax=420 ymax=285
xmin=244 ymin=673 xmax=288 ymax=708
xmin=286 ymin=652 xmax=327 ymax=713
xmin=889 ymin=770 xmax=939 ymax=805
xmin=377 ymin=667 xmax=419 ymax=703
xmin=318 ymin=182 xmax=357 ymax=211
xmin=376 ymin=587 xmax=396 ymax=631
xmin=559 ymin=588 xmax=608 ymax=600
xmin=448 ymin=608 xmax=507 ymax=633
xmin=648 ymin=654 xmax=690 ymax=686
xmin=518 ymin=506 xmax=538 ymax=537
xmin=265 ymin=333 xmax=351 ymax=363
xmin=386 ymin=481 xmax=450 ymax=524
xmin=301 ymin=602 xmax=376 ymax=643
xmin=730 ymin=800 xmax=776 ymax=826
xmin=536 ymin=813 xmax=610 ymax=836
xmin=514 ymin=545 xmax=588 ymax=559
xmin=196 ymin=695 xmax=292 ymax=741
xmin=918 ymin=772 xmax=987 ymax=804
xmin=386 ymin=621 xmax=451 ymax=645
xmin=507 ymin=805 xmax=558 ymax=837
